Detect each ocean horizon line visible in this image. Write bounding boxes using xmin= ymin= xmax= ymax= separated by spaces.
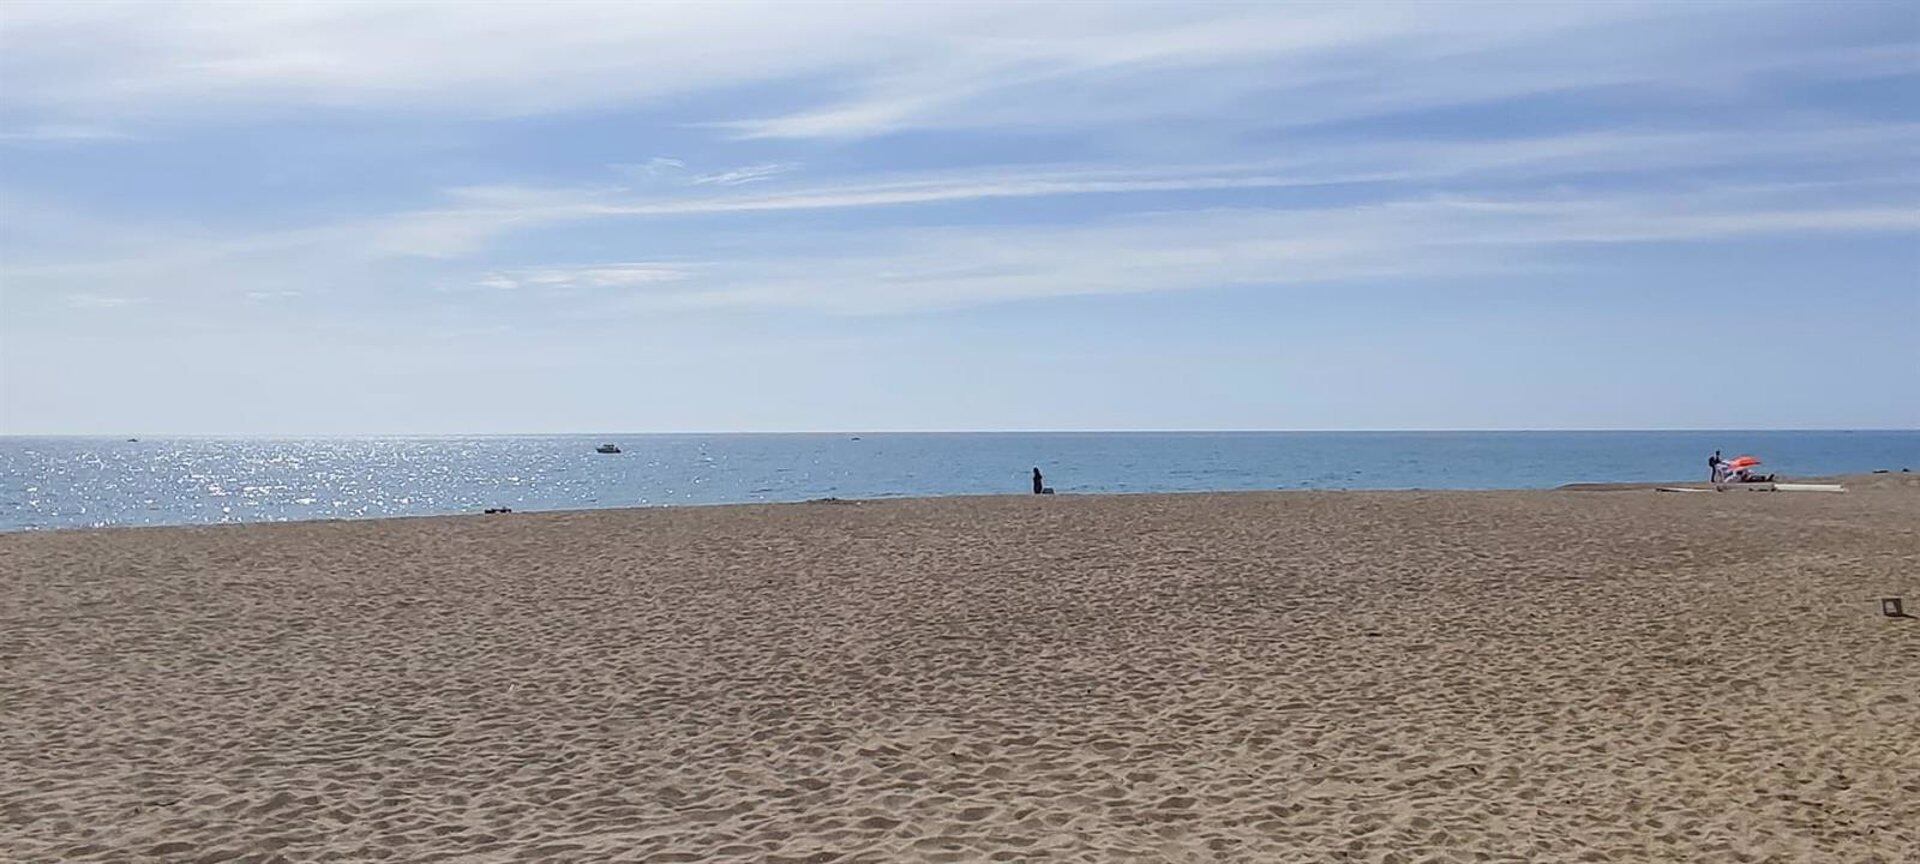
xmin=13 ymin=472 xmax=1909 ymax=535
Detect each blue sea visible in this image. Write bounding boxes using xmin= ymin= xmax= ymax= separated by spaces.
xmin=1 ymin=431 xmax=1914 ymax=532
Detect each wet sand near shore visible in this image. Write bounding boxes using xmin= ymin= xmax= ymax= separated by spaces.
xmin=3 ymin=476 xmax=1916 ymax=862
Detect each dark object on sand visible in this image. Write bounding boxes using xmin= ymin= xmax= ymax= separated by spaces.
xmin=1884 ymin=598 xmax=1908 ymax=618
xmin=483 ymin=507 xmax=513 ymax=514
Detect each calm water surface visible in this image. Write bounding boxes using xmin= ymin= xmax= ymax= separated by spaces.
xmin=2 ymin=431 xmax=1914 ymax=531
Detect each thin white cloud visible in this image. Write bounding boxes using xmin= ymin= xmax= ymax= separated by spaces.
xmin=0 ymin=1 xmax=975 ymax=118
xmin=0 ymin=124 xmax=130 ymax=143
xmin=5 ymin=2 xmax=1901 ymax=142
xmin=470 ymin=275 xmax=519 ymax=292
xmin=64 ymin=293 xmax=143 ymax=309
xmin=343 ymin=123 xmax=1920 ymax=258
xmin=5 ymin=123 xmax=1912 ymax=293
xmin=606 ymin=192 xmax=1918 ymax=315
xmin=692 ymin=163 xmax=800 ymax=186
xmin=290 ymin=163 xmax=1409 ymax=261
xmin=470 ymin=263 xmax=693 ymax=292
xmin=339 ymin=184 xmax=1917 ymax=318
xmin=612 ymin=157 xmax=689 ymax=181
xmin=719 ymin=5 xmax=1617 ymax=139
xmin=712 ymin=7 xmax=1911 ymax=141
xmin=8 ymin=178 xmax=1913 ymax=321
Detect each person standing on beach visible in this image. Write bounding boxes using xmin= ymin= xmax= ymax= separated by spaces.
xmin=1708 ymin=450 xmax=1723 ymax=483
xmin=1032 ymin=467 xmax=1044 ymax=495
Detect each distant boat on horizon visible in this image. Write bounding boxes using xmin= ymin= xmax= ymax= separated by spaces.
xmin=595 ymin=443 xmax=621 ymax=454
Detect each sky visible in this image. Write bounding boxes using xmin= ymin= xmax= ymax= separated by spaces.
xmin=0 ymin=1 xmax=1915 ymax=434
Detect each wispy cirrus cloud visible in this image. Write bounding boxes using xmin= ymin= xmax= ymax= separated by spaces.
xmin=0 ymin=1 xmax=968 ymax=120
xmin=0 ymin=123 xmax=130 ymax=143
xmin=5 ymin=122 xmax=1913 ymax=301
xmin=64 ymin=293 xmax=144 ymax=309
xmin=339 ymin=122 xmax=1920 ymax=259
xmin=692 ymin=163 xmax=799 ymax=186
xmin=16 ymin=179 xmax=1909 ymax=322
xmin=579 ymin=189 xmax=1920 ymax=315
xmin=211 ymin=162 xmax=1414 ymax=263
xmin=463 ymin=263 xmax=693 ymax=292
xmin=7 ymin=2 xmax=1908 ymax=142
xmin=716 ymin=4 xmax=1603 ymax=139
xmin=609 ymin=157 xmax=689 ymax=181
xmin=714 ymin=7 xmax=1918 ymax=140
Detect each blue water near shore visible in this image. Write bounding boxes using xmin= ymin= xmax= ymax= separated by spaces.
xmin=1 ymin=431 xmax=1914 ymax=531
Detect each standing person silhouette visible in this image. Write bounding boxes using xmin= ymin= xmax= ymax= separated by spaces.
xmin=1708 ymin=450 xmax=1723 ymax=483
xmin=1032 ymin=467 xmax=1044 ymax=494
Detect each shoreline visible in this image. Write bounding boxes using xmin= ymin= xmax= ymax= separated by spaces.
xmin=6 ymin=471 xmax=1910 ymax=536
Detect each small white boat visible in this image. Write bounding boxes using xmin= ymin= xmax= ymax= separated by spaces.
xmin=595 ymin=444 xmax=622 ymax=454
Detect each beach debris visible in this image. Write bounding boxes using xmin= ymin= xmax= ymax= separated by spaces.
xmin=1883 ymin=598 xmax=1908 ymax=618
xmin=483 ymin=507 xmax=513 ymax=514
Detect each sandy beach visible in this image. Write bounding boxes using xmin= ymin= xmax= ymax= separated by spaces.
xmin=3 ymin=476 xmax=1915 ymax=863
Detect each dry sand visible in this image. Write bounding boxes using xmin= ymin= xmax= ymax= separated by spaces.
xmin=3 ymin=475 xmax=1917 ymax=863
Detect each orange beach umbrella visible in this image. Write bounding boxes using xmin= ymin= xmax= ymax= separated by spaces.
xmin=1727 ymin=455 xmax=1762 ymax=469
